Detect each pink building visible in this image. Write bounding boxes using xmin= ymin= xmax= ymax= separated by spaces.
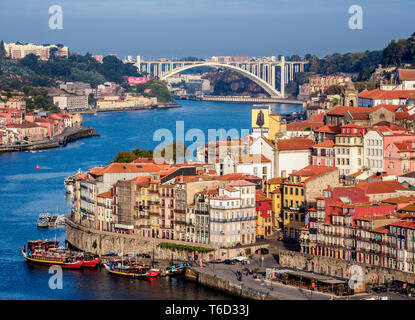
xmin=160 ymin=185 xmax=175 ymax=240
xmin=35 ymin=118 xmax=62 ymax=137
xmin=0 ymin=108 xmax=22 ymax=124
xmin=384 ymin=139 xmax=415 ymax=175
xmin=312 ymin=140 xmax=335 ymax=166
xmin=7 ymin=122 xmax=46 ymax=141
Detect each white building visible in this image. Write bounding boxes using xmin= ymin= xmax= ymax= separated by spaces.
xmin=250 ymin=136 xmax=275 ymax=178
xmin=4 ymin=42 xmax=68 ymax=60
xmin=209 ymin=180 xmax=256 ymax=248
xmin=363 ymin=130 xmax=384 ymax=174
xmin=274 ymin=138 xmax=315 ymax=178
xmin=335 ymin=128 xmax=365 ymax=177
xmin=395 ymin=69 xmax=415 ymax=91
xmin=53 ymin=95 xmax=89 ymax=111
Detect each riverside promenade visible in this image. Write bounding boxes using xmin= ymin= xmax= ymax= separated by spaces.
xmin=0 ymin=126 xmax=99 ymax=153
xmin=186 ymin=254 xmax=334 ymax=300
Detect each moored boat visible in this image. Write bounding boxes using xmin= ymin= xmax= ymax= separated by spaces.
xmin=82 ymin=258 xmax=100 ymax=268
xmin=21 ymin=240 xmax=85 ymax=269
xmin=103 ymin=263 xmax=160 ymax=279
xmin=37 ymin=212 xmax=51 ymax=228
xmin=21 ymin=249 xmax=84 ymax=269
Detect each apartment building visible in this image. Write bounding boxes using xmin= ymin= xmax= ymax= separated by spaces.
xmin=209 ymin=181 xmax=256 ymax=248
xmin=335 ymin=124 xmax=367 ymax=177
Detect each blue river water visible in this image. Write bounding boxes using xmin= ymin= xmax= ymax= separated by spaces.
xmin=0 ymin=100 xmax=301 ymax=300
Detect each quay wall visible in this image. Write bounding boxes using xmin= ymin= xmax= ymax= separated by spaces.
xmin=79 ymin=103 xmax=181 ymax=114
xmin=279 ymin=250 xmax=415 ymax=284
xmin=65 ymin=218 xmax=267 ymax=261
xmin=0 ymin=126 xmax=99 ymax=153
xmin=185 ymin=268 xmax=279 ymax=300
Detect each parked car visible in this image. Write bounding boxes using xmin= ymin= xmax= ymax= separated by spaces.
xmin=223 ymin=259 xmax=236 ymax=265
xmin=209 ymin=259 xmax=222 ymax=264
xmin=140 ymin=253 xmax=151 ymax=258
xmin=257 ymin=248 xmax=269 ymax=254
xmin=388 ymin=283 xmax=401 ymax=292
xmin=372 ymin=285 xmax=387 ymax=293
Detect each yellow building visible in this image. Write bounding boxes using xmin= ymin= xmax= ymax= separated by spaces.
xmin=251 ymin=105 xmax=285 ymax=140
xmin=269 ymin=114 xmax=286 ymax=140
xmin=147 ymin=180 xmax=161 ymax=239
xmin=133 ymin=176 xmax=158 ymax=238
xmin=265 ymin=177 xmax=284 ymax=229
xmin=282 ymin=175 xmax=306 ymax=240
xmin=281 ymin=165 xmax=338 ymax=240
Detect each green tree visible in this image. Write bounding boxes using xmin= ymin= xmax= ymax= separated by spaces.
xmin=20 ymin=53 xmax=40 ymax=70
xmin=155 ymin=142 xmax=188 ymax=163
xmin=0 ymin=40 xmax=6 ymax=58
xmin=112 ymin=148 xmax=154 ymax=163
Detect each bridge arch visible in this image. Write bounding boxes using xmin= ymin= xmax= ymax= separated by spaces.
xmin=159 ymin=62 xmax=282 ymax=98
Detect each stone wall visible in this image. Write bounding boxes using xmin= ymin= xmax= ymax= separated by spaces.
xmin=186 ymin=268 xmax=278 ymax=300
xmin=279 ymin=250 xmax=415 ymax=284
xmin=65 ymin=218 xmax=267 ymax=261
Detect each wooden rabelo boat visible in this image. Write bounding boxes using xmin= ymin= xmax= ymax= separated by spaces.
xmin=21 ymin=240 xmax=98 ymax=269
xmin=103 ymin=263 xmax=160 ymax=279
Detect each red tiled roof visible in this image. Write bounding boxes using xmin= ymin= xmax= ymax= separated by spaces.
xmin=357 ymin=180 xmax=409 ymax=195
xmin=219 ymin=173 xmax=261 ymax=181
xmin=291 ymin=165 xmax=337 ymax=183
xmin=313 ymin=140 xmax=334 ymax=148
xmin=130 ymin=175 xmax=153 ymax=185
xmin=276 ymin=138 xmax=315 ymax=150
xmin=228 ymin=180 xmax=256 ymax=187
xmin=389 ymin=220 xmax=415 ymax=230
xmin=392 ymin=140 xmax=415 ymax=152
xmin=398 ymin=69 xmax=415 ymax=81
xmin=224 ymin=185 xmax=238 ymax=192
xmin=314 ymin=125 xmax=341 ymax=134
xmin=327 ymin=106 xmax=372 ymax=116
xmin=89 ymin=163 xmax=170 ymax=175
xmin=359 ymin=88 xmax=415 ymax=100
xmin=256 ymin=190 xmax=271 ymax=202
xmin=98 ymin=191 xmax=113 ymax=198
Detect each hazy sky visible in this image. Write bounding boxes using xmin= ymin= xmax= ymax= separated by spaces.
xmin=0 ymin=0 xmax=414 ymax=59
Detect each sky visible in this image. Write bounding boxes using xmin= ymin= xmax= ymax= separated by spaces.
xmin=0 ymin=0 xmax=414 ymax=59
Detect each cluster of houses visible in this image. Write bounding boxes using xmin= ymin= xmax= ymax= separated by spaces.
xmin=68 ymin=67 xmax=415 ymax=275
xmin=0 ymin=95 xmax=82 ymax=145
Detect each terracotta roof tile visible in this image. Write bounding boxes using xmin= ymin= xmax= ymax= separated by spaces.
xmin=276 ymin=138 xmax=315 ymax=150
xmin=357 ymin=180 xmax=409 ymax=195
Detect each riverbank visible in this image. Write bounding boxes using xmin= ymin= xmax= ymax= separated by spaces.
xmin=185 ymin=264 xmax=334 ymax=300
xmin=0 ymin=126 xmax=99 ymax=153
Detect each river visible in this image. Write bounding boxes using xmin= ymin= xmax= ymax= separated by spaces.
xmin=0 ymin=100 xmax=301 ymax=300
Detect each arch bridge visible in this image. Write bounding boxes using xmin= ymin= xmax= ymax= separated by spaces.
xmin=136 ymin=57 xmax=308 ymax=98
